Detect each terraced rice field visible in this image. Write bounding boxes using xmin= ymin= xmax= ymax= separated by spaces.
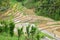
xmin=0 ymin=2 xmax=60 ymax=40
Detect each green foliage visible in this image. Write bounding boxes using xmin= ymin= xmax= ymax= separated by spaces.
xmin=21 ymin=0 xmax=60 ymax=20
xmin=16 ymin=0 xmax=23 ymax=2
xmin=21 ymin=0 xmax=39 ymax=8
xmin=18 ymin=27 xmax=23 ymax=40
xmin=18 ymin=27 xmax=23 ymax=37
xmin=0 ymin=0 xmax=10 ymax=13
xmin=36 ymin=31 xmax=44 ymax=40
xmin=30 ymin=26 xmax=37 ymax=40
xmin=19 ymin=0 xmax=32 ymax=9
xmin=2 ymin=20 xmax=8 ymax=33
xmin=0 ymin=20 xmax=54 ymax=40
xmin=0 ymin=20 xmax=9 ymax=33
xmin=0 ymin=26 xmax=4 ymax=33
xmin=35 ymin=0 xmax=60 ymax=20
xmin=30 ymin=26 xmax=37 ymax=35
xmin=9 ymin=21 xmax=15 ymax=37
xmin=26 ymin=25 xmax=30 ymax=37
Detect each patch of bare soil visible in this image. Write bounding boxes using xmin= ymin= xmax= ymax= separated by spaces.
xmin=56 ymin=28 xmax=60 ymax=32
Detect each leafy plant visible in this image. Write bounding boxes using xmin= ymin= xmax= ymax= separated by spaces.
xmin=3 ymin=20 xmax=9 ymax=33
xmin=0 ymin=26 xmax=4 ymax=33
xmin=36 ymin=31 xmax=44 ymax=40
xmin=26 ymin=25 xmax=30 ymax=37
xmin=9 ymin=21 xmax=15 ymax=37
xmin=25 ymin=25 xmax=31 ymax=40
xmin=18 ymin=27 xmax=23 ymax=40
xmin=30 ymin=26 xmax=37 ymax=40
xmin=0 ymin=20 xmax=8 ymax=33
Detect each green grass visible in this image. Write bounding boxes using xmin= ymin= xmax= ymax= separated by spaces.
xmin=0 ymin=33 xmax=17 ymax=40
xmin=0 ymin=32 xmax=26 ymax=40
xmin=0 ymin=35 xmax=17 ymax=40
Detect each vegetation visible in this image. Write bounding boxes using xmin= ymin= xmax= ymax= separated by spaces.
xmin=20 ymin=0 xmax=60 ymax=21
xmin=9 ymin=21 xmax=15 ymax=37
xmin=0 ymin=20 xmax=54 ymax=40
xmin=0 ymin=0 xmax=60 ymax=20
xmin=0 ymin=0 xmax=10 ymax=13
xmin=0 ymin=0 xmax=59 ymax=40
xmin=0 ymin=20 xmax=9 ymax=33
xmin=18 ymin=27 xmax=23 ymax=40
xmin=16 ymin=0 xmax=23 ymax=2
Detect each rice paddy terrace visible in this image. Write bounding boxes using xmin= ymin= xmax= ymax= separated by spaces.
xmin=0 ymin=3 xmax=60 ymax=40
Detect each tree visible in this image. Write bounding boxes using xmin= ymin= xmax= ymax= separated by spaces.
xmin=35 ymin=0 xmax=60 ymax=20
xmin=21 ymin=0 xmax=60 ymax=20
